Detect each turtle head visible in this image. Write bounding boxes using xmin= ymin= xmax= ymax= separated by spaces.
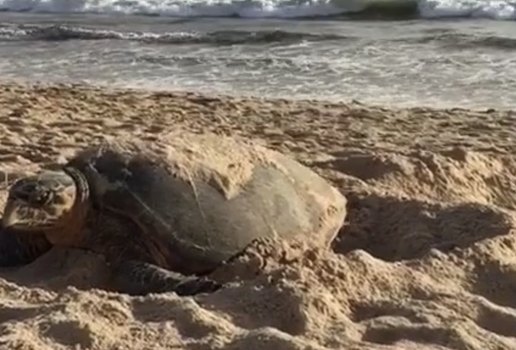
xmin=2 ymin=170 xmax=83 ymax=232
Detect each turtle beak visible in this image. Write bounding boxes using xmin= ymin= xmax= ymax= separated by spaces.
xmin=1 ymin=200 xmax=23 ymax=229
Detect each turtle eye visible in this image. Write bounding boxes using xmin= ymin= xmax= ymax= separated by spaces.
xmin=29 ymin=190 xmax=53 ymax=206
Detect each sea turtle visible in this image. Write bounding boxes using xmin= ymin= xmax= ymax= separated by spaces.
xmin=0 ymin=131 xmax=347 ymax=296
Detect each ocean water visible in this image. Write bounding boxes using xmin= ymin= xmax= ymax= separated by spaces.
xmin=0 ymin=0 xmax=515 ymax=109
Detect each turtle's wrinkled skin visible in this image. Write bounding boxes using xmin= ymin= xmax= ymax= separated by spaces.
xmin=0 ymin=133 xmax=346 ymax=296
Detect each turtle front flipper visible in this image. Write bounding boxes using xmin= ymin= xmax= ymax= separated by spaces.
xmin=0 ymin=228 xmax=52 ymax=267
xmin=107 ymin=259 xmax=221 ymax=296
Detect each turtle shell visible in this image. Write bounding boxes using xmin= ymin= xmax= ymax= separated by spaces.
xmin=66 ymin=131 xmax=347 ymax=275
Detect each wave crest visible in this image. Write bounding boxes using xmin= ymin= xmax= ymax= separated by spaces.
xmin=2 ymin=23 xmax=515 ymax=52
xmin=0 ymin=24 xmax=349 ymax=44
xmin=0 ymin=0 xmax=514 ymax=20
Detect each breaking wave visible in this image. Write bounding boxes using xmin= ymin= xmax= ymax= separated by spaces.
xmin=1 ymin=23 xmax=515 ymax=51
xmin=0 ymin=0 xmax=514 ymax=20
xmin=0 ymin=24 xmax=348 ymax=44
xmin=405 ymin=33 xmax=516 ymax=50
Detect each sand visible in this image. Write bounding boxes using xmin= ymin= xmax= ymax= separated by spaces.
xmin=0 ymin=82 xmax=515 ymax=350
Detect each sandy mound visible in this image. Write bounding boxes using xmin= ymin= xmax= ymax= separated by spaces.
xmin=0 ymin=83 xmax=515 ymax=349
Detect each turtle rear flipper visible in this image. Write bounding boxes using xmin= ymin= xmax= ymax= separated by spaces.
xmin=107 ymin=259 xmax=221 ymax=296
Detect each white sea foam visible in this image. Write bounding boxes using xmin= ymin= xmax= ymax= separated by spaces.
xmin=0 ymin=0 xmax=514 ymax=19
xmin=0 ymin=0 xmax=349 ymax=18
xmin=419 ymin=0 xmax=516 ymax=19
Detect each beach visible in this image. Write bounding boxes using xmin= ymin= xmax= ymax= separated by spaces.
xmin=0 ymin=82 xmax=515 ymax=349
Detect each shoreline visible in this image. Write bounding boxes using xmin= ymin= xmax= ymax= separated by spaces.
xmin=1 ymin=79 xmax=512 ymax=112
xmin=3 ymin=79 xmax=513 ymax=111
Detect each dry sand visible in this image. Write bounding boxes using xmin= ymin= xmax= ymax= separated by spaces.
xmin=0 ymin=82 xmax=516 ymax=350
